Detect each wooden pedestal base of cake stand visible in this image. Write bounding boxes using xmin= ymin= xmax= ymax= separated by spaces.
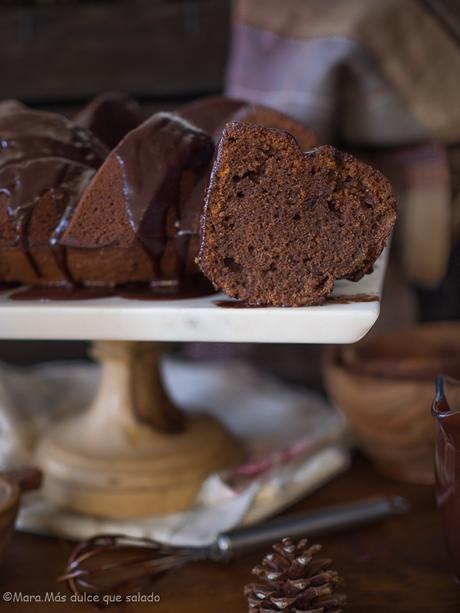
xmin=34 ymin=341 xmax=242 ymax=519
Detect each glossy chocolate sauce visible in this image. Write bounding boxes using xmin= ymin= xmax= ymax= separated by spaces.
xmin=116 ymin=113 xmax=213 ymax=283
xmin=118 ymin=278 xmax=215 ymax=301
xmin=325 ymin=293 xmax=379 ymax=305
xmin=1 ymin=158 xmax=96 ymax=281
xmin=10 ymin=286 xmax=116 ymax=301
xmin=214 ymin=299 xmax=267 ymax=308
xmin=10 ymin=278 xmax=215 ymax=302
xmin=0 ymin=102 xmax=107 ymax=284
xmin=0 ymin=101 xmax=107 ymax=169
xmin=49 ymin=163 xmax=97 ymax=282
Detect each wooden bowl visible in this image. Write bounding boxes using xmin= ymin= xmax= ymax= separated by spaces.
xmin=324 ymin=322 xmax=460 ymax=484
xmin=0 ymin=468 xmax=42 ymax=561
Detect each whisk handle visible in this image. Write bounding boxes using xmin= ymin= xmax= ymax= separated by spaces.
xmin=213 ymin=496 xmax=409 ymax=559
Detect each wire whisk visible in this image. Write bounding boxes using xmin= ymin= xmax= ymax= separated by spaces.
xmin=59 ymin=496 xmax=409 ymax=598
xmin=59 ymin=534 xmax=207 ymax=597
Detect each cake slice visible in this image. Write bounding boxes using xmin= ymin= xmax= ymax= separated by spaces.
xmin=198 ymin=123 xmax=397 ymax=306
xmin=62 ymin=112 xmax=214 ymax=287
xmin=177 ymin=97 xmax=318 ymax=268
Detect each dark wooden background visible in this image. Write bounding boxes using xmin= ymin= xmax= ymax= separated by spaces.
xmin=0 ymin=0 xmax=230 ymax=105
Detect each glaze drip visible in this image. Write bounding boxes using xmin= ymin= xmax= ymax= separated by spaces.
xmin=0 ymin=157 xmax=96 ymax=280
xmin=0 ymin=101 xmax=107 ymax=169
xmin=115 ymin=112 xmax=213 ymax=284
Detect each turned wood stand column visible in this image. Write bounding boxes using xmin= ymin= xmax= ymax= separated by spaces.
xmin=35 ymin=341 xmax=241 ymax=518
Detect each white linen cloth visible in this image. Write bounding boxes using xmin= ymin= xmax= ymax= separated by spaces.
xmin=0 ymin=358 xmax=350 ymax=546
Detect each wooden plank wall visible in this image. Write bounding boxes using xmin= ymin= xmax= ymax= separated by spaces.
xmin=0 ymin=0 xmax=231 ymax=104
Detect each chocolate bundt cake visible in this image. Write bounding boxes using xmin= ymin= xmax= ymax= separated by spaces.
xmin=178 ymin=95 xmax=317 ymax=149
xmin=199 ymin=122 xmax=397 ymax=306
xmin=0 ymin=96 xmax=396 ymax=304
xmin=61 ymin=112 xmax=214 ymax=286
xmin=0 ymin=102 xmax=108 ymax=285
xmin=74 ymin=91 xmax=145 ymax=149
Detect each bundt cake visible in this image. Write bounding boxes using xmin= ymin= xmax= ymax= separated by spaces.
xmin=198 ymin=122 xmax=397 ymax=306
xmin=0 ymin=102 xmax=108 ymax=285
xmin=0 ymin=95 xmax=396 ymax=304
xmin=61 ymin=112 xmax=214 ymax=286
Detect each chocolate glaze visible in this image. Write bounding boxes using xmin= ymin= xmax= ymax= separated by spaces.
xmin=1 ymin=157 xmax=96 ymax=280
xmin=49 ymin=163 xmax=97 ymax=282
xmin=214 ymin=299 xmax=268 ymax=308
xmin=0 ymin=102 xmax=107 ymax=169
xmin=10 ymin=278 xmax=215 ymax=302
xmin=118 ymin=278 xmax=215 ymax=301
xmin=10 ymin=286 xmax=116 ymax=301
xmin=325 ymin=293 xmax=380 ymax=304
xmin=114 ymin=112 xmax=213 ymax=281
xmin=0 ymin=102 xmax=107 ymax=285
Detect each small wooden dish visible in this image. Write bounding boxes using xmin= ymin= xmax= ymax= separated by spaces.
xmin=324 ymin=322 xmax=460 ymax=484
xmin=0 ymin=468 xmax=42 ymax=561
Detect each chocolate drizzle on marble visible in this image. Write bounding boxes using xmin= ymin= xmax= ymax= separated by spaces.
xmin=10 ymin=277 xmax=215 ymax=302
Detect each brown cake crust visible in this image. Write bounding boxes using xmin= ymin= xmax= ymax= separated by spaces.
xmin=198 ymin=122 xmax=397 ymax=306
xmin=62 ymin=112 xmax=214 ymax=287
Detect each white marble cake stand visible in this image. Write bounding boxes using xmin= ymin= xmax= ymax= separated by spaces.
xmin=0 ymin=249 xmax=388 ymax=519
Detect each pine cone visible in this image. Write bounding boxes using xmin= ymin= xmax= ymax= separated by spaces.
xmin=244 ymin=537 xmax=347 ymax=613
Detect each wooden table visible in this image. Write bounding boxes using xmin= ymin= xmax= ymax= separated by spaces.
xmin=1 ymin=457 xmax=459 ymax=612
